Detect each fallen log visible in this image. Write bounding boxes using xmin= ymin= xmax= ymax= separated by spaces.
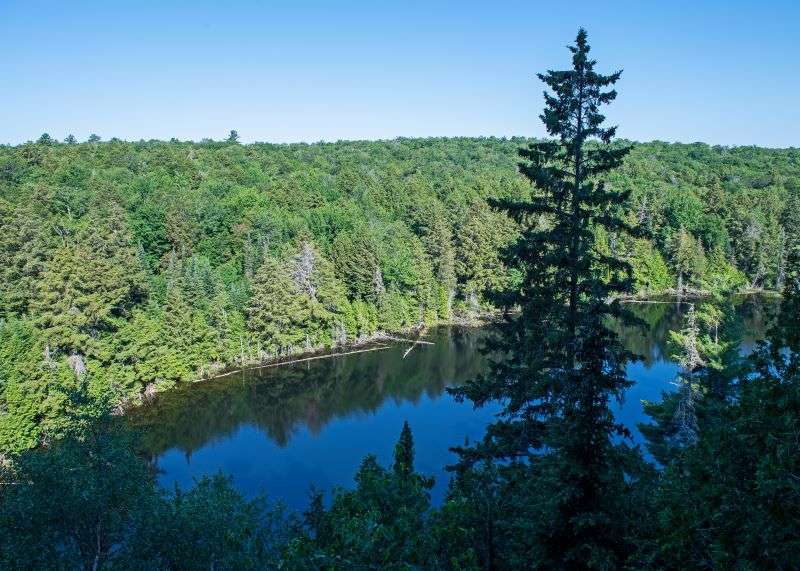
xmin=379 ymin=335 xmax=435 ymax=345
xmin=196 ymin=344 xmax=393 ymax=381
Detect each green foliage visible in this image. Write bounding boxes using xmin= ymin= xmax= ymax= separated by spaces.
xmin=125 ymin=475 xmax=292 ymax=570
xmin=668 ymin=227 xmax=706 ymax=292
xmin=248 ymin=256 xmax=312 ymax=355
xmin=330 ymin=227 xmax=380 ymax=301
xmin=630 ymin=238 xmax=673 ymax=293
xmin=294 ymin=422 xmax=435 ymax=569
xmin=1 ymin=26 xmax=798 ymax=570
xmin=0 ymin=90 xmax=798 ymax=456
xmin=0 ymin=198 xmax=54 ymax=318
xmin=32 ymin=204 xmax=148 ymax=356
xmin=454 ymin=202 xmax=513 ymax=299
xmin=450 ymin=29 xmax=644 ymax=568
xmin=0 ymin=410 xmax=155 ymax=569
xmin=0 ymin=406 xmax=295 ymax=570
xmin=0 ymin=320 xmax=82 ymax=452
xmin=637 ymin=292 xmax=800 ymax=568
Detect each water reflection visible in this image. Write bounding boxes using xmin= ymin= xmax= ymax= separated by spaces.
xmin=130 ymin=298 xmax=778 ymax=509
xmin=133 ymin=328 xmax=488 ymax=455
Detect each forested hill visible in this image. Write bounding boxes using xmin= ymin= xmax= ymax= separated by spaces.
xmin=1 ymin=136 xmax=798 ymax=451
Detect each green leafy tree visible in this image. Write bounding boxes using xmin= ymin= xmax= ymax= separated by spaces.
xmin=641 ymin=257 xmax=800 ymax=568
xmin=410 ymin=197 xmax=458 ymax=313
xmin=0 ymin=319 xmax=81 ymax=452
xmin=779 ymin=190 xmax=800 ymax=289
xmin=0 ymin=407 xmax=156 ymax=570
xmin=630 ymin=237 xmax=672 ymax=293
xmin=125 ymin=475 xmax=292 ymax=570
xmin=455 ymin=202 xmax=509 ymax=302
xmin=330 ymin=227 xmax=380 ymax=301
xmin=0 ymin=402 xmax=296 ymax=570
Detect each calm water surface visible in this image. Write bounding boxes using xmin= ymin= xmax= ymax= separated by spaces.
xmin=130 ymin=297 xmax=778 ymax=510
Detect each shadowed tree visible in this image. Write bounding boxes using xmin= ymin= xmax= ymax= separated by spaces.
xmin=451 ymin=29 xmax=644 ymax=569
xmin=393 ymin=420 xmax=415 ymax=478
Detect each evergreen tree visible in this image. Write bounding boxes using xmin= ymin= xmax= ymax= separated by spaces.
xmin=0 ymin=402 xmax=155 ymax=570
xmin=291 ymin=240 xmax=351 ymax=343
xmin=629 ymin=237 xmax=672 ymax=293
xmin=247 ymin=257 xmax=309 ymax=355
xmin=33 ymin=205 xmax=147 ymax=359
xmin=452 ymin=29 xmax=641 ymax=568
xmin=668 ymin=227 xmax=706 ymax=293
xmin=393 ymin=420 xmax=414 ymax=478
xmin=669 ymin=305 xmax=703 ymax=447
xmin=162 ymin=277 xmax=219 ymax=379
xmin=780 ymin=190 xmax=800 ymax=292
xmin=455 ymin=202 xmax=509 ymax=302
xmin=0 ymin=319 xmax=81 ymax=452
xmin=330 ymin=228 xmax=380 ymax=301
xmin=0 ymin=202 xmax=54 ymax=318
xmin=410 ymin=197 xmax=458 ymax=310
xmin=296 ymin=423 xmax=434 ymax=568
xmin=642 ymin=248 xmax=800 ymax=568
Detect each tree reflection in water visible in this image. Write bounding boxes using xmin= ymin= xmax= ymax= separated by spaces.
xmin=129 ymin=299 xmax=776 ymax=508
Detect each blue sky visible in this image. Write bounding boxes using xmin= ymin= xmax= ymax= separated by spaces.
xmin=1 ymin=0 xmax=798 ymax=146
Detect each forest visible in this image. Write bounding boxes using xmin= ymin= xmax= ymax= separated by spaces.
xmin=1 ymin=131 xmax=799 ymax=454
xmin=1 ymin=28 xmax=799 ymax=570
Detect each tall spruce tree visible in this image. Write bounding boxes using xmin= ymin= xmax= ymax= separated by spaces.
xmin=452 ymin=29 xmax=641 ymax=568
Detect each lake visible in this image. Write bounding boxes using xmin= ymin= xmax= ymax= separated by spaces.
xmin=130 ymin=296 xmax=779 ymax=510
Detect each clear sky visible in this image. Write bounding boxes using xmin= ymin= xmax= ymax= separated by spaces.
xmin=1 ymin=0 xmax=798 ymax=147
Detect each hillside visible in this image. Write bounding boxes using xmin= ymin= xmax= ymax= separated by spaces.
xmin=1 ymin=136 xmax=798 ymax=452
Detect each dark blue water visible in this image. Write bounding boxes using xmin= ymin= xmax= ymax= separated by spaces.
xmin=131 ymin=298 xmax=775 ymax=510
xmin=154 ymin=388 xmax=498 ymax=509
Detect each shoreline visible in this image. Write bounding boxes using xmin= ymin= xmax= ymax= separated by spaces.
xmin=122 ymin=312 xmax=498 ymax=413
xmin=616 ymin=287 xmax=781 ymax=302
xmin=124 ymin=289 xmax=779 ymax=413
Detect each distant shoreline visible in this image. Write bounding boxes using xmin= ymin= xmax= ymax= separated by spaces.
xmin=122 ymin=290 xmax=780 ymax=414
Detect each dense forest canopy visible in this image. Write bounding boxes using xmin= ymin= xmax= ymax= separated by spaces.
xmin=0 ymin=135 xmax=798 ymax=453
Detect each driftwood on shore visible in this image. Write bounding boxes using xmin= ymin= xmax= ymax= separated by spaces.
xmin=619 ymin=299 xmax=691 ymax=305
xmin=378 ymin=335 xmax=435 ymax=346
xmin=196 ymin=344 xmax=394 ymax=382
xmin=196 ymin=329 xmax=440 ymax=382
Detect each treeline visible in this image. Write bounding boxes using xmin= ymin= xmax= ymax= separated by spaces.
xmin=1 ymin=134 xmax=799 ymax=453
